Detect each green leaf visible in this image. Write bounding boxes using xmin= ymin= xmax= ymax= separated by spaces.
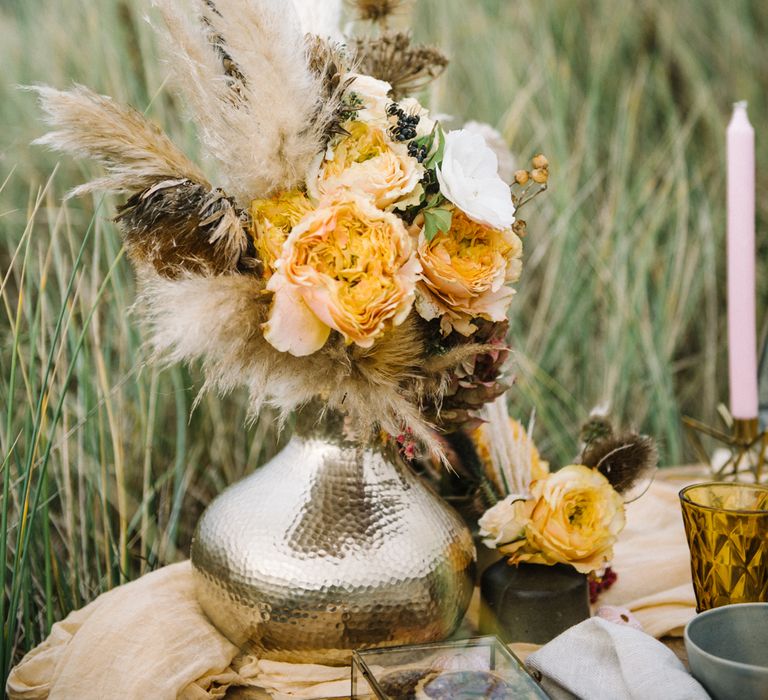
xmin=425 ymin=124 xmax=446 ymax=169
xmin=423 ymin=207 xmax=453 ymax=242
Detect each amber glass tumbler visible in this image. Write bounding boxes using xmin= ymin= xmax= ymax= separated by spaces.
xmin=679 ymin=482 xmax=768 ymax=611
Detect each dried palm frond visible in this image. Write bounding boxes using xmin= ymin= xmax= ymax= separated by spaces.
xmin=154 ymin=0 xmax=341 ymax=205
xmin=352 ymin=32 xmax=448 ymax=99
xmin=347 ymin=0 xmax=408 ymax=24
xmin=117 ymin=178 xmax=253 ymax=278
xmin=30 ymin=84 xmax=207 ymax=197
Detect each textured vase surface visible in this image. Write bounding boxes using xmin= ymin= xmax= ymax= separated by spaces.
xmin=191 ymin=406 xmax=476 ymax=664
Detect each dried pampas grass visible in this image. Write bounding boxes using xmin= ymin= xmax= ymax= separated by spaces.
xmin=292 ymin=0 xmax=342 ymax=38
xmin=137 ymin=270 xmax=492 ymax=455
xmin=31 ymin=84 xmax=207 ymax=197
xmin=31 ymin=83 xmax=254 ymax=278
xmin=154 ymin=0 xmax=347 ymax=205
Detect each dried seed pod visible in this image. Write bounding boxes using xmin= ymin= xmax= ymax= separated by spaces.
xmin=531 ymin=153 xmax=549 ymax=169
xmin=349 ymin=0 xmax=408 ymax=23
xmin=351 ymin=31 xmax=448 ymax=99
xmin=514 ymin=169 xmax=530 ymax=185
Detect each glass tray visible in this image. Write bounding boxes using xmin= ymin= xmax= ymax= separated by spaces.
xmin=351 ymin=635 xmax=549 ymax=699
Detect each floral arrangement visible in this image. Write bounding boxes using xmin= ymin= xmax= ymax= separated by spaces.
xmin=475 ymin=404 xmax=657 ymax=574
xmin=31 ymin=0 xmax=548 ymax=454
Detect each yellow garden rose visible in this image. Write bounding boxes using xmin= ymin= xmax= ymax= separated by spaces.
xmin=263 ymin=194 xmax=420 ymax=356
xmin=415 ymin=209 xmax=523 ymax=335
xmin=250 ymin=190 xmax=313 ymax=276
xmin=310 ymin=120 xmax=423 ymax=210
xmin=499 ymin=465 xmax=626 ymax=574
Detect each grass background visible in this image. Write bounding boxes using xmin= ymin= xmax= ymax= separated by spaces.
xmin=1 ymin=0 xmax=767 ymax=684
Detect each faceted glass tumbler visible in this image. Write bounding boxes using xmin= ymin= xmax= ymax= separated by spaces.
xmin=351 ymin=636 xmax=548 ymax=699
xmin=679 ymin=482 xmax=768 ymax=612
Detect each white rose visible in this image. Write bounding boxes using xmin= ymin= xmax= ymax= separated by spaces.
xmin=462 ymin=121 xmax=516 ymax=184
xmin=436 ymin=129 xmax=515 ymax=230
xmin=478 ymin=494 xmax=529 ymax=549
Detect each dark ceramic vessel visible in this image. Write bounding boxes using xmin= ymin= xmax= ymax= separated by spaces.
xmin=479 ymin=559 xmax=590 ymax=644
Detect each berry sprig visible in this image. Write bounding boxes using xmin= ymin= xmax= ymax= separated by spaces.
xmin=386 ymin=101 xmax=420 ymax=142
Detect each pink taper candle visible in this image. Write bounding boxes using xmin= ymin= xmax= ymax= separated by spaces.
xmin=727 ymin=101 xmax=758 ymax=419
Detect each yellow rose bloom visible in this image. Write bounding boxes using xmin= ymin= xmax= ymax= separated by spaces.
xmin=250 ymin=190 xmax=313 ymax=276
xmin=415 ymin=209 xmax=523 ymax=335
xmin=499 ymin=465 xmax=626 ymax=574
xmin=310 ymin=120 xmax=424 ymax=210
xmin=263 ymin=194 xmax=420 ymax=356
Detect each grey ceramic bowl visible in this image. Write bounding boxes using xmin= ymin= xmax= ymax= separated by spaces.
xmin=684 ymin=603 xmax=768 ymax=700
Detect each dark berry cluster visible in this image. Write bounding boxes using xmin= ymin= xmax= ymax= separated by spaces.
xmin=407 ymin=141 xmax=428 ymax=163
xmin=386 ymin=102 xmax=420 ymax=142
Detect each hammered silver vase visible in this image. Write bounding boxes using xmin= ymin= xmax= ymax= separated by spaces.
xmin=190 ymin=405 xmax=476 ymax=664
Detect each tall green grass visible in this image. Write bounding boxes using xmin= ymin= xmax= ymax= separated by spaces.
xmin=1 ymin=0 xmax=766 ymax=684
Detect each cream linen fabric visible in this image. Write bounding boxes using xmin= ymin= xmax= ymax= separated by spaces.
xmin=7 ymin=478 xmax=697 ymax=700
xmin=6 ymin=562 xmax=243 ymax=700
xmin=525 ymin=617 xmax=708 ymax=700
xmin=601 ymin=478 xmax=697 ymax=636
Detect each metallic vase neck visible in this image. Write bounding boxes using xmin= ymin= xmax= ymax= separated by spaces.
xmin=293 ymin=399 xmax=379 ymax=447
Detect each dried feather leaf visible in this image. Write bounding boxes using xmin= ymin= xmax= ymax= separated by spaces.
xmin=581 ymin=432 xmax=659 ymax=495
xmin=200 ymin=0 xmax=247 ymax=99
xmin=116 ymin=178 xmax=254 ymax=278
xmin=304 ymin=36 xmax=357 ymax=143
xmin=30 ymin=84 xmax=208 ymax=196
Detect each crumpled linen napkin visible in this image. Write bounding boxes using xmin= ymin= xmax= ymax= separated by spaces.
xmin=526 ymin=617 xmax=709 ymax=700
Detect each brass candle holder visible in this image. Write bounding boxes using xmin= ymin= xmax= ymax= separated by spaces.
xmin=683 ymin=409 xmax=767 ymax=482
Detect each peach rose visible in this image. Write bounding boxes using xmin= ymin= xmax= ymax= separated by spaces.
xmin=250 ymin=190 xmax=313 ymax=276
xmin=309 ymin=120 xmax=424 ymax=210
xmin=263 ymin=194 xmax=420 ymax=356
xmin=415 ymin=208 xmax=523 ymax=335
xmin=499 ymin=465 xmax=626 ymax=574
xmin=347 ymin=73 xmax=392 ymax=124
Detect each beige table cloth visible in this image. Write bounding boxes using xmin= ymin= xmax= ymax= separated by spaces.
xmin=7 ymin=479 xmax=697 ymax=700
